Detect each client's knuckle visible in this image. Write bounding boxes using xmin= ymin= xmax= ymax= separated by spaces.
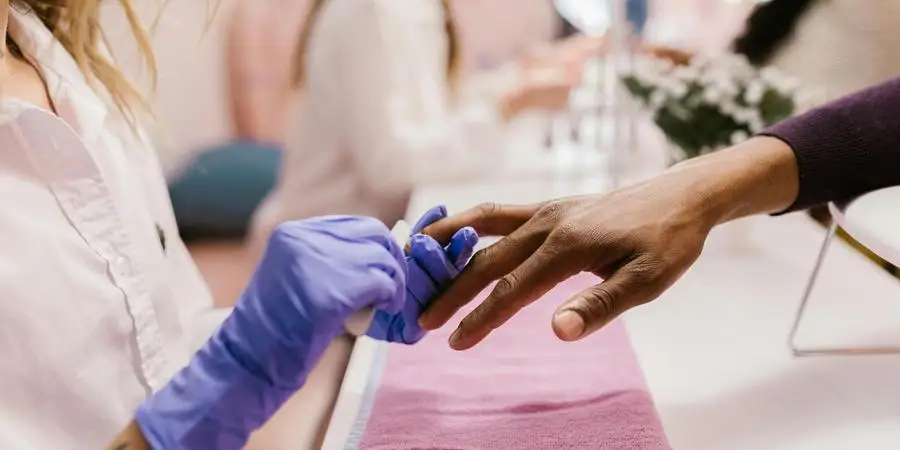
xmin=467 ymin=302 xmax=506 ymax=332
xmin=548 ymin=222 xmax=582 ymax=246
xmin=474 ymin=202 xmax=501 ymax=221
xmin=628 ymin=259 xmax=664 ymax=288
xmin=468 ymin=247 xmax=492 ymax=267
xmin=467 ymin=247 xmax=498 ymax=279
xmin=493 ymin=272 xmax=520 ymax=298
xmin=534 ymin=201 xmax=565 ymax=223
xmin=581 ymin=288 xmax=619 ymax=322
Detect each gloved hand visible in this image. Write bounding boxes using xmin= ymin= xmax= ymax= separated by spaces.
xmin=367 ymin=205 xmax=478 ymax=344
xmin=135 ymin=217 xmax=406 ymax=450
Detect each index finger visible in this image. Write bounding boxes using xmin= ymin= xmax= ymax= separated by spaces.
xmin=448 ymin=242 xmax=584 ymax=350
xmin=418 ymin=215 xmax=547 ymax=330
xmin=419 ymin=202 xmax=544 ymax=246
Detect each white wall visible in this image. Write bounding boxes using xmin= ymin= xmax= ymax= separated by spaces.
xmin=102 ymin=0 xmax=557 ymax=175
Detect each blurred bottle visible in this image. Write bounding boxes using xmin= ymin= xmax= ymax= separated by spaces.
xmin=626 ymin=0 xmax=649 ymax=39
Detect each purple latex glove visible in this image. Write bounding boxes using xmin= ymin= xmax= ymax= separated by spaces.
xmin=367 ymin=205 xmax=478 ymax=344
xmin=136 ymin=217 xmax=406 ymax=449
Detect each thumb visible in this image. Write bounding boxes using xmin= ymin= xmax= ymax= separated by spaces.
xmin=551 ymin=262 xmax=656 ymax=341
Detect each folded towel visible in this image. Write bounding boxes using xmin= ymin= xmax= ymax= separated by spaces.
xmin=358 ymin=274 xmax=670 ymax=449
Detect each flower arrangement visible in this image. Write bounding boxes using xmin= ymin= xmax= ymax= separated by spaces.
xmin=621 ymin=52 xmax=820 ymax=162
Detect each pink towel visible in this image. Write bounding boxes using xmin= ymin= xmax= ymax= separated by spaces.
xmin=359 ymin=274 xmax=670 ymax=449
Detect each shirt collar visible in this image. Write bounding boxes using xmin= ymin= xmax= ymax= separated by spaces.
xmin=7 ymin=6 xmax=109 ymax=146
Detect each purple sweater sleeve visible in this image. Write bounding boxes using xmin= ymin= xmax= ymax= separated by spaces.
xmin=760 ymin=77 xmax=900 ymax=213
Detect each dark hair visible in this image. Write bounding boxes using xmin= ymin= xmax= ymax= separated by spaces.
xmin=731 ymin=0 xmax=821 ymax=66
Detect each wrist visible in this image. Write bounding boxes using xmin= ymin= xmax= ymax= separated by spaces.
xmin=136 ymin=333 xmax=282 ymax=450
xmin=136 ymin=308 xmax=333 ymax=450
xmin=668 ymin=136 xmax=800 ymax=227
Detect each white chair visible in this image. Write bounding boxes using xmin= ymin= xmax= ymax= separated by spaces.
xmin=789 ymin=186 xmax=900 ymax=356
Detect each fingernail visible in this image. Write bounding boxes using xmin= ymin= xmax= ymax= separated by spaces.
xmin=554 ymin=310 xmax=585 ymax=341
xmin=449 ymin=327 xmax=463 ymax=347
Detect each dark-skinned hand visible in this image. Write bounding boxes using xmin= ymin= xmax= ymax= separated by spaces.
xmin=416 ymin=138 xmax=799 ymax=350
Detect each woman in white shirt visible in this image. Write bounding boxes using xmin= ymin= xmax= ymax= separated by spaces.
xmin=0 ymin=1 xmax=474 ymax=448
xmin=252 ymin=0 xmax=578 ymax=241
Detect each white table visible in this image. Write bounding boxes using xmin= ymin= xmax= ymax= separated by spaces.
xmin=397 ymin=175 xmax=900 ymax=450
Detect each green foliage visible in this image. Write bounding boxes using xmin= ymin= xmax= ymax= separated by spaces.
xmin=622 ymin=58 xmax=800 ymax=162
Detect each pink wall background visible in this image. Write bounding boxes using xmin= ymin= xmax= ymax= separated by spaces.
xmin=101 ymin=0 xmax=560 ymax=174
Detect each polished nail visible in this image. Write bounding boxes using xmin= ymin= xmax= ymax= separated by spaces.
xmin=554 ymin=310 xmax=585 ymax=340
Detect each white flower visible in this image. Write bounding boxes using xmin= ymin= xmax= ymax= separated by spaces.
xmin=663 ymin=80 xmax=688 ymax=98
xmin=748 ymin=118 xmax=765 ymax=133
xmin=655 ymin=57 xmax=675 ymax=72
xmin=719 ymin=101 xmax=738 ymax=116
xmin=743 ymin=81 xmax=765 ymax=105
xmin=760 ymin=66 xmax=799 ymax=94
xmin=649 ymin=90 xmax=667 ymax=109
xmin=672 ymin=66 xmax=699 ymax=82
xmin=702 ymin=87 xmax=723 ymax=104
xmin=731 ymin=108 xmax=761 ymax=126
xmin=730 ymin=131 xmax=749 ymax=145
xmin=717 ymin=79 xmax=739 ymax=97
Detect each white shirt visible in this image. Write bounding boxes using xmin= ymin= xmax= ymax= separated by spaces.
xmin=0 ymin=10 xmax=217 ymax=448
xmin=252 ymin=0 xmax=503 ymax=242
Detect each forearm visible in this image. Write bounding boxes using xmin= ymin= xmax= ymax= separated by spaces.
xmin=670 ymin=136 xmax=800 ymax=226
xmin=673 ymin=76 xmax=900 ymax=227
xmin=108 ymin=422 xmax=150 ymax=450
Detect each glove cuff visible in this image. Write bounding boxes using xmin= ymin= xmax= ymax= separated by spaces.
xmin=136 ymin=309 xmax=336 ymax=449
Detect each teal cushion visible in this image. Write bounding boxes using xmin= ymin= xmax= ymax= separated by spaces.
xmin=168 ymin=141 xmax=282 ymax=240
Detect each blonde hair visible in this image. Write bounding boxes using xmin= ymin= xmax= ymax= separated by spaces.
xmin=292 ymin=0 xmax=460 ymax=87
xmin=13 ymin=0 xmax=156 ymax=124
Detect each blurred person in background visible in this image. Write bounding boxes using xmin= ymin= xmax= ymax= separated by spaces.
xmin=734 ymin=0 xmax=900 ymax=101
xmin=166 ymin=0 xmax=302 ymax=241
xmin=649 ymin=0 xmax=900 ymax=103
xmin=166 ymin=0 xmax=581 ymax=242
xmin=0 ymin=0 xmax=475 ymax=448
xmin=249 ymin=0 xmax=585 ymax=246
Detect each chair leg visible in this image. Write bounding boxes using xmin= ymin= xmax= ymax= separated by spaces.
xmin=788 ymin=222 xmax=900 ymax=356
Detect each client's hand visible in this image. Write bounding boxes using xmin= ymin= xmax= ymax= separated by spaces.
xmin=416 ymin=192 xmax=707 ymax=350
xmin=136 ymin=217 xmax=406 ymax=450
xmin=367 ymin=206 xmax=478 ymax=344
xmin=417 ymin=139 xmax=799 ymax=350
